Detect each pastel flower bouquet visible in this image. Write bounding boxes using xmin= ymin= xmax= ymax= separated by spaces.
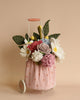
xmin=12 ymin=19 xmax=64 ymax=93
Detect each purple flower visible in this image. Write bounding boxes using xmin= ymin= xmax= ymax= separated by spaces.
xmin=41 ymin=54 xmax=55 ymax=67
xmin=37 ymin=43 xmax=51 ymax=54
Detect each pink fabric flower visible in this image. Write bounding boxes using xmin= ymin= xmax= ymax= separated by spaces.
xmin=41 ymin=54 xmax=55 ymax=67
xmin=37 ymin=43 xmax=51 ymax=54
xmin=27 ymin=40 xmax=42 ymax=53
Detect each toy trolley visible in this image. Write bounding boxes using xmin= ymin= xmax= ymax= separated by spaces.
xmin=18 ymin=18 xmax=56 ymax=93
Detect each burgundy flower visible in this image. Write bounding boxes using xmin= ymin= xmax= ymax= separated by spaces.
xmin=27 ymin=40 xmax=42 ymax=53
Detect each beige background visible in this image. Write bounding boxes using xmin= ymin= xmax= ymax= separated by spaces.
xmin=0 ymin=0 xmax=80 ymax=100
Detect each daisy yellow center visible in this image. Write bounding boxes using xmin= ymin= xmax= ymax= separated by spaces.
xmin=53 ymin=47 xmax=57 ymax=52
xmin=26 ymin=50 xmax=29 ymax=54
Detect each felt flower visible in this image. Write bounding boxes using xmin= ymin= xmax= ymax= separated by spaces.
xmin=55 ymin=47 xmax=65 ymax=62
xmin=41 ymin=54 xmax=55 ymax=67
xmin=24 ymin=39 xmax=33 ymax=46
xmin=27 ymin=40 xmax=43 ymax=53
xmin=50 ymin=38 xmax=64 ymax=61
xmin=37 ymin=43 xmax=51 ymax=54
xmin=31 ymin=50 xmax=43 ymax=62
xmin=20 ymin=45 xmax=31 ymax=58
xmin=50 ymin=38 xmax=60 ymax=47
xmin=41 ymin=38 xmax=50 ymax=46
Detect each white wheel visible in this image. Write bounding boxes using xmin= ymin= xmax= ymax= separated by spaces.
xmin=18 ymin=80 xmax=26 ymax=93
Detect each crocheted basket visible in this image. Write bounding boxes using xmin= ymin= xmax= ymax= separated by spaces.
xmin=24 ymin=59 xmax=56 ymax=90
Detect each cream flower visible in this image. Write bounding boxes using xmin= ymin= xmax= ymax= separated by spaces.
xmin=24 ymin=39 xmax=33 ymax=46
xmin=31 ymin=50 xmax=43 ymax=62
xmin=50 ymin=38 xmax=64 ymax=61
xmin=50 ymin=38 xmax=60 ymax=47
xmin=20 ymin=45 xmax=31 ymax=58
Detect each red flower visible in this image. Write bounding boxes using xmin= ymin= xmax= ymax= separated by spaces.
xmin=27 ymin=40 xmax=43 ymax=53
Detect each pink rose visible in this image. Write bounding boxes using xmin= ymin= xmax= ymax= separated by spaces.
xmin=41 ymin=54 xmax=55 ymax=67
xmin=37 ymin=43 xmax=51 ymax=54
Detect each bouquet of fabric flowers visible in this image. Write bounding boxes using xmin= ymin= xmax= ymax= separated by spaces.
xmin=12 ymin=19 xmax=65 ymax=92
xmin=12 ymin=20 xmax=64 ymax=67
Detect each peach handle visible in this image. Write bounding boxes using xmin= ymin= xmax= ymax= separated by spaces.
xmin=28 ymin=18 xmax=40 ymax=21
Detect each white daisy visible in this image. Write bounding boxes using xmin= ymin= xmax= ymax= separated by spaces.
xmin=24 ymin=39 xmax=33 ymax=46
xmin=50 ymin=38 xmax=64 ymax=61
xmin=20 ymin=45 xmax=31 ymax=58
xmin=31 ymin=50 xmax=43 ymax=62
xmin=50 ymin=38 xmax=60 ymax=47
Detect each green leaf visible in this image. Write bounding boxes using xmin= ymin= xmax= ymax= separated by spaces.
xmin=18 ymin=45 xmax=23 ymax=49
xmin=33 ymin=32 xmax=40 ymax=40
xmin=49 ymin=33 xmax=61 ymax=39
xmin=43 ymin=20 xmax=50 ymax=37
xmin=12 ymin=35 xmax=24 ymax=45
xmin=25 ymin=33 xmax=30 ymax=41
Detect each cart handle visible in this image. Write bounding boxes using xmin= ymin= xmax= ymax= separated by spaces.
xmin=28 ymin=18 xmax=40 ymax=21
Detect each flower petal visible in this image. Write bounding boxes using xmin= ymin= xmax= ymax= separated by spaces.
xmin=20 ymin=53 xmax=27 ymax=57
xmin=23 ymin=45 xmax=27 ymax=49
xmin=20 ymin=48 xmax=25 ymax=53
xmin=55 ymin=47 xmax=64 ymax=60
xmin=30 ymin=40 xmax=33 ymax=43
xmin=50 ymin=38 xmax=60 ymax=47
xmin=24 ymin=39 xmax=28 ymax=44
